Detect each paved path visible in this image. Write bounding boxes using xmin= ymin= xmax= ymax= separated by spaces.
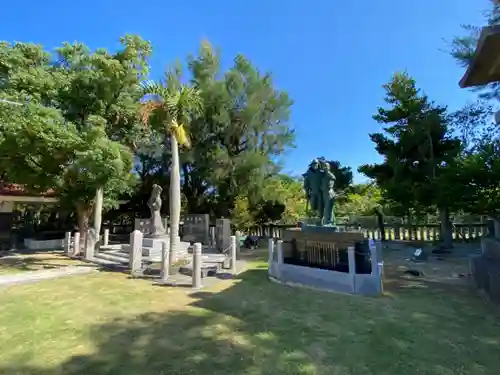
xmin=0 ymin=266 xmax=97 ymax=287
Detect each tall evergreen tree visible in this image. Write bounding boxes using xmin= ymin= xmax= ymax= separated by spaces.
xmin=359 ymin=72 xmax=461 ymax=247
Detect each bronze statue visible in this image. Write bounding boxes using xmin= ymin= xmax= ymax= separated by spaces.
xmin=320 ymin=161 xmax=336 ymax=225
xmin=303 ymin=158 xmax=336 ymax=225
xmin=302 ymin=159 xmax=322 ymax=212
xmin=147 ymin=184 xmax=166 ymax=237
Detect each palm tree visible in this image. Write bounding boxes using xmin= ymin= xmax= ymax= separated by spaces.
xmin=140 ymin=75 xmax=202 ymax=262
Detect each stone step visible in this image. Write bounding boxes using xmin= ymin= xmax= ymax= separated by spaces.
xmin=94 ymin=252 xmax=129 ymax=264
xmin=105 ymin=249 xmax=130 ymax=258
xmin=100 ymin=244 xmax=122 ymax=251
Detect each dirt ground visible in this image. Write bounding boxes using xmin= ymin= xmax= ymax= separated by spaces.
xmin=382 ymin=240 xmax=483 ymax=294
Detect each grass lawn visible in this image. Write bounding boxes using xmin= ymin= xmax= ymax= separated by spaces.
xmin=0 ymin=251 xmax=89 ymax=275
xmin=0 ymin=250 xmax=499 ymax=375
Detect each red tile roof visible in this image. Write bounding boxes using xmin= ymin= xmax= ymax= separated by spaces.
xmin=0 ymin=183 xmax=56 ymax=197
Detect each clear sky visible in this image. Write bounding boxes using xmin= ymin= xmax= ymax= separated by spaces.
xmin=0 ymin=0 xmax=491 ymax=181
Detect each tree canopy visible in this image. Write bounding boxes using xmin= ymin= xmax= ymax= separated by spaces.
xmin=0 ymin=36 xmax=151 ymax=238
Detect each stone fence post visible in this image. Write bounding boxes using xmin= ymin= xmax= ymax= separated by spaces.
xmin=84 ymin=229 xmax=95 ymax=261
xmin=192 ymin=242 xmax=202 ymax=289
xmin=103 ymin=229 xmax=109 ymax=246
xmin=230 ymin=235 xmax=237 ymax=274
xmin=130 ymin=230 xmax=143 ymax=276
xmin=369 ymin=239 xmax=380 ymax=277
xmin=235 ymin=230 xmax=241 ymax=257
xmin=276 ymin=240 xmax=283 ymax=279
xmin=64 ymin=232 xmax=71 ymax=255
xmin=347 ymin=246 xmax=356 ymax=293
xmin=161 ymin=239 xmax=170 ymax=282
xmin=73 ymin=232 xmax=80 ymax=256
xmin=268 ymin=238 xmax=275 ymax=265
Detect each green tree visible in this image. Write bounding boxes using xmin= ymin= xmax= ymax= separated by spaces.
xmin=0 ymin=36 xmax=151 ymax=246
xmin=337 ymin=183 xmax=383 ymax=217
xmin=184 ymin=41 xmax=295 ymax=217
xmin=449 ymin=101 xmax=500 ymax=218
xmin=231 ymin=174 xmax=307 ymax=229
xmin=359 ymin=72 xmax=461 ymax=247
xmin=140 ymin=69 xmax=202 ymax=261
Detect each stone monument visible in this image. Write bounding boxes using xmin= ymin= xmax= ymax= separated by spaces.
xmin=281 ymin=156 xmax=366 ymax=261
xmin=183 ymin=214 xmax=210 ymax=244
xmin=215 ymin=218 xmax=231 ymax=252
xmin=147 ymin=184 xmax=166 ymax=237
xmin=141 ymin=185 xmax=170 ymax=260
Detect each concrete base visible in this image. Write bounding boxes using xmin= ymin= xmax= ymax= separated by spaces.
xmin=269 ymin=261 xmax=382 ymax=296
xmin=142 ymin=237 xmax=191 ymax=262
xmin=24 ymin=238 xmax=64 ymax=250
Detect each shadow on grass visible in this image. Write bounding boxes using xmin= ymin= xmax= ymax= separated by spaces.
xmin=0 ymin=252 xmax=95 ymax=273
xmin=1 ymin=268 xmax=500 ymax=375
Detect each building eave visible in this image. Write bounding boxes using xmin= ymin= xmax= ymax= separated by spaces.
xmin=459 ymin=25 xmax=500 ymax=88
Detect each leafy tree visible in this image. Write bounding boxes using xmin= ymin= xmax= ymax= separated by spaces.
xmin=0 ymin=36 xmax=150 ymax=246
xmin=140 ymin=70 xmax=203 ymax=261
xmin=255 ymin=174 xmax=306 ymax=224
xmin=449 ymin=101 xmax=500 ymax=219
xmin=231 ymin=174 xmax=307 ymax=229
xmin=184 ymin=41 xmax=295 ymax=217
xmin=359 ymin=72 xmax=461 ymax=247
xmin=337 ymin=183 xmax=383 ymax=217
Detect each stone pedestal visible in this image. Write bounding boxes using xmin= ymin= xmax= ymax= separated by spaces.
xmin=142 ymin=235 xmax=190 ymax=262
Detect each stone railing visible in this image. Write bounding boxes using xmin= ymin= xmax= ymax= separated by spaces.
xmin=249 ymin=223 xmax=489 ymax=242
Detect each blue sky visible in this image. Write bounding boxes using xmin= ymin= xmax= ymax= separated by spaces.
xmin=0 ymin=0 xmax=490 ymax=182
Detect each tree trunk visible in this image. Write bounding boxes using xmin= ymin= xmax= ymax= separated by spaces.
xmin=169 ymin=135 xmax=181 ymax=262
xmin=438 ymin=206 xmax=453 ymax=249
xmin=75 ymin=203 xmax=91 ymax=256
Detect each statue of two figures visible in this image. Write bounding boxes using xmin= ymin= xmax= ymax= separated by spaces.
xmin=148 ymin=184 xmax=166 ymax=237
xmin=303 ymin=158 xmax=336 ymax=226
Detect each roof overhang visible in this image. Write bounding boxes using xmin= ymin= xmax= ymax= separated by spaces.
xmin=460 ymin=25 xmax=500 ymax=88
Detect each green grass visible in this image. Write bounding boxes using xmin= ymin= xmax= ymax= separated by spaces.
xmin=0 ymin=250 xmax=499 ymax=375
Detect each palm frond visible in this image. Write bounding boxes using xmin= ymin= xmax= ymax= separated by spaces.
xmin=165 ymin=86 xmax=203 ymax=122
xmin=140 ymin=80 xmax=169 ymax=98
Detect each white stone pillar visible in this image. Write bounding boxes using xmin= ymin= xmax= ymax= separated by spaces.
xmin=129 ymin=230 xmax=143 ymax=276
xmin=347 ymin=246 xmax=356 ymax=293
xmin=64 ymin=232 xmax=71 ymax=255
xmin=268 ymin=238 xmax=275 ymax=264
xmin=211 ymin=228 xmax=216 ymax=248
xmin=230 ymin=235 xmax=237 ymax=274
xmin=192 ymin=242 xmax=202 ymax=289
xmin=103 ymin=229 xmax=109 ymax=246
xmin=276 ymin=239 xmax=283 ymax=278
xmin=161 ymin=239 xmax=170 ymax=281
xmin=84 ymin=229 xmax=95 ymax=261
xmin=93 ymin=186 xmax=104 ymax=241
xmin=235 ymin=230 xmax=241 ymax=257
xmin=276 ymin=240 xmax=283 ymax=264
xmin=73 ymin=232 xmax=80 ymax=256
